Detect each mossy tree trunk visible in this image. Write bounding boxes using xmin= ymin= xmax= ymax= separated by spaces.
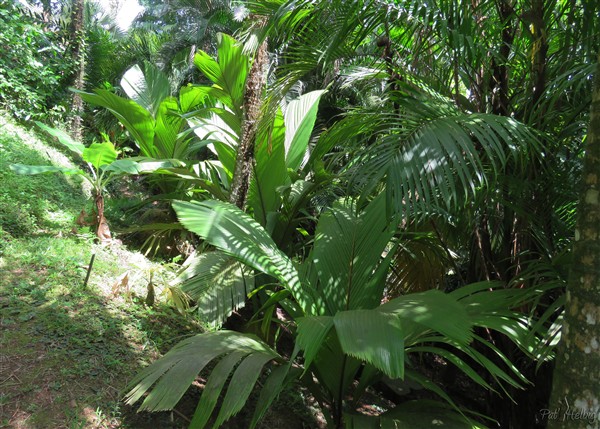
xmin=547 ymin=54 xmax=600 ymax=428
xmin=229 ymin=16 xmax=268 ymax=209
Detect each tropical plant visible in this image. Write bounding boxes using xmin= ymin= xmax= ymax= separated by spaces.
xmin=239 ymin=4 xmax=597 ymax=425
xmin=133 ymin=0 xmax=243 ymax=88
xmin=153 ymin=33 xmax=335 ymax=326
xmin=125 ymin=196 xmax=543 ymax=428
xmin=9 ymin=122 xmax=174 ymax=240
xmin=75 ymin=58 xmax=208 ymax=226
xmin=137 ymin=1 xmax=598 ymax=426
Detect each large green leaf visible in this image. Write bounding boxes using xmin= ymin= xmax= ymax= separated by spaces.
xmin=188 ymin=109 xmax=240 ymax=175
xmin=194 ymin=33 xmax=249 ymax=114
xmin=213 ymin=352 xmax=277 ymax=427
xmin=77 ymin=89 xmax=156 ymax=157
xmin=215 ymin=33 xmax=249 ymax=111
xmin=154 ymin=97 xmax=183 ymax=158
xmin=102 ymin=158 xmax=181 ymax=175
xmin=82 ymin=142 xmax=117 ymax=169
xmin=9 ymin=164 xmax=83 ymax=176
xmin=296 ymin=316 xmax=334 ymax=369
xmin=248 ymin=108 xmax=289 ymax=226
xmin=312 ymin=195 xmax=395 ymax=314
xmin=188 ymin=350 xmax=247 ymax=429
xmin=249 ymin=365 xmax=300 ymax=429
xmin=334 ymin=309 xmax=405 ymax=379
xmin=172 ymin=199 xmax=322 ymax=315
xmin=297 ymin=309 xmax=405 ymax=380
xmin=179 ymin=85 xmax=210 ymax=113
xmin=284 ymin=90 xmax=326 ymax=170
xmin=121 ymin=62 xmax=171 ymax=117
xmin=379 ymin=290 xmax=473 ymax=345
xmin=408 ymin=345 xmax=494 ymax=392
xmin=35 ymin=122 xmax=84 ymax=155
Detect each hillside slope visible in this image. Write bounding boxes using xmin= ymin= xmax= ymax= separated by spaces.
xmin=0 ymin=113 xmax=199 ymax=428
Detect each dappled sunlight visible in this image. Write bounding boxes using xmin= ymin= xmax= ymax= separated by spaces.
xmin=2 ymin=0 xmax=594 ymax=425
xmin=0 ymin=234 xmax=196 ymax=428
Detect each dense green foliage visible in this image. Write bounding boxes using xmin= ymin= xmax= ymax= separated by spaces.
xmin=1 ymin=0 xmax=598 ymax=428
xmin=0 ymin=0 xmax=72 ymax=120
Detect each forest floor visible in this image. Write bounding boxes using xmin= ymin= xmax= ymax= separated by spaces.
xmin=0 ymin=113 xmax=321 ymax=428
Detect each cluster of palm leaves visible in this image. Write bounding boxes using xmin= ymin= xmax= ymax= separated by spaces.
xmin=127 ymin=195 xmax=546 ymax=428
xmin=46 ymin=0 xmax=596 ymax=427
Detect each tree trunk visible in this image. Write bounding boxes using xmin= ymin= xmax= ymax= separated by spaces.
xmin=546 ymin=54 xmax=600 ymax=429
xmin=229 ymin=17 xmax=268 ymax=209
xmin=69 ymin=0 xmax=86 ymax=142
xmin=94 ymin=192 xmax=111 ymax=242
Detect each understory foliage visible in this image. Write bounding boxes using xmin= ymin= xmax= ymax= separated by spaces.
xmin=126 ymin=197 xmax=541 ymax=428
xmin=4 ymin=0 xmax=597 ymax=428
xmin=0 ymin=0 xmax=72 ymax=120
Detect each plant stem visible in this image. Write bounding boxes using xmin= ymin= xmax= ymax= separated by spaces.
xmin=83 ymin=252 xmax=95 ymax=288
xmin=335 ymin=354 xmax=348 ymax=428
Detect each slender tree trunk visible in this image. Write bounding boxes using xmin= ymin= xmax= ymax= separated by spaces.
xmin=69 ymin=0 xmax=85 ymax=142
xmin=546 ymin=54 xmax=600 ymax=429
xmin=94 ymin=192 xmax=111 ymax=242
xmin=229 ymin=17 xmax=268 ymax=209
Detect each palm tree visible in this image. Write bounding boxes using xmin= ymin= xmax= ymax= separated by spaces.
xmin=228 ymin=15 xmax=268 ymax=209
xmin=242 ymin=0 xmax=598 ymax=427
xmin=547 ymin=53 xmax=600 ymax=429
xmin=69 ymin=0 xmax=86 ymax=141
xmin=126 ymin=197 xmax=538 ymax=428
xmin=132 ymin=0 xmax=242 ymax=87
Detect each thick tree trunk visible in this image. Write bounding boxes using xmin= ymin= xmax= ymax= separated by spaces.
xmin=69 ymin=0 xmax=85 ymax=142
xmin=229 ymin=17 xmax=268 ymax=209
xmin=546 ymin=54 xmax=600 ymax=429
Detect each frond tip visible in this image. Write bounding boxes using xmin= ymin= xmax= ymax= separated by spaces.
xmin=124 ymin=331 xmax=280 ymax=427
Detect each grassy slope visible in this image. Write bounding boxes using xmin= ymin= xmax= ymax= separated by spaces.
xmin=0 ymin=113 xmax=201 ymax=428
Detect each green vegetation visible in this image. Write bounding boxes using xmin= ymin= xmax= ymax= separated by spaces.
xmin=0 ymin=1 xmax=72 ymax=120
xmin=0 ymin=114 xmax=86 ymax=242
xmin=0 ymin=114 xmax=198 ymax=428
xmin=1 ymin=0 xmax=598 ymax=428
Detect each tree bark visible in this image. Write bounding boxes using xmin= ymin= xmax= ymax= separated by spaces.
xmin=69 ymin=0 xmax=86 ymax=142
xmin=229 ymin=17 xmax=268 ymax=209
xmin=546 ymin=53 xmax=600 ymax=429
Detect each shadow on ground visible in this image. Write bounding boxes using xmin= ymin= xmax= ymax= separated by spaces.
xmin=0 ymin=258 xmax=200 ymax=428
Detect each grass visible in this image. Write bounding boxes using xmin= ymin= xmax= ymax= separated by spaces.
xmin=0 ymin=117 xmax=87 ymax=244
xmin=0 ymin=113 xmax=200 ymax=428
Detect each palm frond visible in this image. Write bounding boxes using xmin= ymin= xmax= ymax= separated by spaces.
xmin=387 ymin=230 xmax=450 ymax=294
xmin=311 ymin=195 xmax=395 ymax=314
xmin=331 ymin=88 xmax=541 ymax=220
xmin=380 ymin=289 xmax=473 ymax=346
xmin=121 ymin=62 xmax=172 ymax=116
xmin=124 ymin=331 xmax=279 ymax=414
xmin=333 ymin=309 xmax=405 ymax=379
xmin=172 ymin=199 xmax=323 ymax=315
xmin=178 ymin=250 xmax=255 ymax=328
